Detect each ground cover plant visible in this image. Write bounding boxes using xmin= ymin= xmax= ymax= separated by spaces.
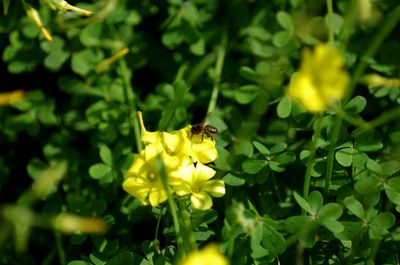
xmin=1 ymin=0 xmax=400 ymax=264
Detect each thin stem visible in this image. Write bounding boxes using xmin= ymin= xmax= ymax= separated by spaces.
xmin=324 ymin=5 xmax=400 ymax=196
xmin=118 ymin=59 xmax=142 ymax=152
xmin=178 ymin=200 xmax=197 ymax=251
xmin=156 ymin=155 xmax=185 ymax=261
xmin=55 ymin=231 xmax=66 ymax=265
xmin=326 ymin=0 xmax=335 ymax=44
xmin=303 ymin=116 xmax=322 ymax=201
xmin=205 ymin=32 xmax=228 ymax=122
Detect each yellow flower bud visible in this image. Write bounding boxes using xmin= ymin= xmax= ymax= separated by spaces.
xmin=0 ymin=90 xmax=25 ymax=106
xmin=25 ymin=5 xmax=53 ymax=42
xmin=53 ymin=213 xmax=107 ymax=234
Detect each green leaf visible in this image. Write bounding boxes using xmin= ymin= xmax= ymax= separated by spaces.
xmin=308 ymin=191 xmax=323 ymax=214
xmin=366 ymin=159 xmax=383 ymax=176
xmin=241 ymin=26 xmax=272 ymax=41
xmin=252 ymin=141 xmax=270 ymax=155
xmin=223 ymin=173 xmax=245 ymax=186
xmin=371 ymin=212 xmax=395 ymax=229
xmin=293 ymin=192 xmax=313 ymax=214
xmin=355 ymin=176 xmax=380 ymax=195
xmin=276 ymin=11 xmax=293 ymax=31
xmin=277 ymin=95 xmax=292 ymax=118
xmin=100 ymin=145 xmax=113 ymax=166
xmin=324 ymin=12 xmax=343 ymax=34
xmin=269 ymin=161 xmax=285 ymax=172
xmin=239 ymin=66 xmax=260 ymax=83
xmin=42 ymin=37 xmax=70 ymax=70
xmin=385 ymin=176 xmax=400 ymax=190
xmin=80 ymin=22 xmax=103 ymax=47
xmin=273 ymin=152 xmax=295 ymax=166
xmin=270 ymin=142 xmax=287 ymax=154
xmin=356 ymin=141 xmax=383 ymax=152
xmin=335 ymin=148 xmax=367 ymax=168
xmin=251 ymin=223 xmax=269 ymax=259
xmin=318 ymin=203 xmax=342 ymax=220
xmin=336 ymin=221 xmax=365 ymax=241
xmin=345 ymin=95 xmax=367 ymax=114
xmin=272 ymin=31 xmax=292 ymax=47
xmin=335 ymin=147 xmax=354 ymax=167
xmin=67 ymin=261 xmax=92 ymax=265
xmin=71 ymin=49 xmax=98 ymax=76
xmin=234 ymin=141 xmax=254 ymax=157
xmin=261 ymin=224 xmax=286 ymax=258
xmin=283 ymin=216 xmax=310 ymax=233
xmin=242 ymin=159 xmax=268 ymax=174
xmin=381 ymin=160 xmax=400 ymax=177
xmin=190 ymin=38 xmax=205 ymax=56
xmin=89 ymin=163 xmax=111 ymax=180
xmin=344 ymin=196 xmax=365 ymax=219
xmin=321 ymin=218 xmax=344 ymax=233
xmin=235 ymin=85 xmax=259 ymax=104
xmin=107 ymin=251 xmax=135 ymax=265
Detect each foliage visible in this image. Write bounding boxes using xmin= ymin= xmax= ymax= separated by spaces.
xmin=1 ymin=0 xmax=400 ymax=264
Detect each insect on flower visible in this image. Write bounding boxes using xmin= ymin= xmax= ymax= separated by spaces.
xmin=190 ymin=124 xmax=218 ymax=141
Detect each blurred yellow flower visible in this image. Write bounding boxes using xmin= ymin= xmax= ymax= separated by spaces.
xmin=180 ymin=244 xmax=229 ymax=265
xmin=0 ymin=90 xmax=25 ymax=106
xmin=171 ymin=162 xmax=225 ymax=210
xmin=287 ymin=44 xmax=350 ymax=113
xmin=53 ymin=213 xmax=107 ymax=234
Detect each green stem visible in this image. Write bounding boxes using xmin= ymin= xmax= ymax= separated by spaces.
xmin=118 ymin=59 xmax=142 ymax=152
xmin=324 ymin=5 xmax=400 ymax=196
xmin=156 ymin=155 xmax=185 ymax=261
xmin=178 ymin=200 xmax=197 ymax=251
xmin=303 ymin=116 xmax=322 ymax=201
xmin=55 ymin=231 xmax=66 ymax=265
xmin=205 ymin=32 xmax=228 ymax=122
xmin=352 ymin=105 xmax=400 ymax=136
xmin=326 ymin=0 xmax=335 ymax=44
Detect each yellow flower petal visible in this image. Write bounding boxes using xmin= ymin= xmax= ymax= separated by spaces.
xmin=194 ymin=162 xmax=216 ymax=183
xmin=191 ymin=138 xmax=218 ymax=164
xmin=122 ymin=177 xmax=150 ymax=204
xmin=191 ymin=192 xmax=213 ymax=210
xmin=203 ymin=180 xmax=225 ymax=197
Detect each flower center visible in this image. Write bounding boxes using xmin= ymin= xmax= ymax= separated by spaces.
xmin=147 ymin=172 xmax=156 ymax=181
xmin=193 ymin=185 xmax=201 ymax=193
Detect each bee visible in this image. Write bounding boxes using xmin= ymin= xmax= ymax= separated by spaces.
xmin=190 ymin=123 xmax=218 ymax=141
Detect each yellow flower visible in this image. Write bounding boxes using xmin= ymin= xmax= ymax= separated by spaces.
xmin=180 ymin=244 xmax=229 ymax=265
xmin=122 ymin=145 xmax=168 ymax=207
xmin=137 ymin=112 xmax=192 ymax=168
xmin=171 ymin=162 xmax=225 ymax=210
xmin=187 ymin=125 xmax=218 ymax=164
xmin=287 ymin=44 xmax=350 ymax=113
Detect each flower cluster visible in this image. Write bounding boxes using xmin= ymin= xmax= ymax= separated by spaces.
xmin=287 ymin=43 xmax=350 ymax=113
xmin=122 ymin=112 xmax=225 ymax=210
